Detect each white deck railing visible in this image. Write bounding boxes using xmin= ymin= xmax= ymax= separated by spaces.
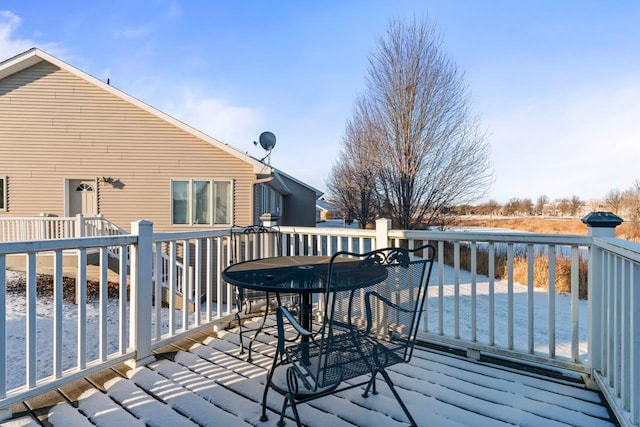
xmin=0 ymin=217 xmax=637 ymax=426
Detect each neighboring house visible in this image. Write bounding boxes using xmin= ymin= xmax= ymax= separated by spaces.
xmin=0 ymin=48 xmax=322 ymax=231
xmin=316 ymin=198 xmax=340 ymax=222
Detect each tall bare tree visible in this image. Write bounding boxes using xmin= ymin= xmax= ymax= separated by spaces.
xmin=623 ymin=179 xmax=640 ymax=222
xmin=569 ymin=195 xmax=582 ymax=217
xmin=535 ymin=195 xmax=549 ymax=215
xmin=604 ymin=188 xmax=624 ymax=214
xmin=326 ymin=97 xmax=380 ymax=228
xmin=361 ymin=17 xmax=491 ymax=229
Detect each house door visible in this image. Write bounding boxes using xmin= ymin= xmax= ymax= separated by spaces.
xmin=68 ymin=179 xmax=97 ymax=216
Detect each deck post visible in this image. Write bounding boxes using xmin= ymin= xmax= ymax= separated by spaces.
xmin=127 ymin=220 xmax=155 ymax=368
xmin=582 ymin=212 xmax=622 ymax=385
xmin=375 ymin=218 xmax=391 ymax=250
xmin=75 ymin=214 xmax=85 ymax=238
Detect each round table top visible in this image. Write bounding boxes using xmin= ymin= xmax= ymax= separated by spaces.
xmin=222 ymin=255 xmax=386 ymax=293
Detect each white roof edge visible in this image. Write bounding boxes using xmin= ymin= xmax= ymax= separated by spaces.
xmin=0 ymin=48 xmax=271 ymax=175
xmin=273 ymin=168 xmax=324 ymax=198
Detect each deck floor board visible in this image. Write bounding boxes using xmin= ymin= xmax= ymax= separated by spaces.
xmin=0 ymin=319 xmax=619 ymax=427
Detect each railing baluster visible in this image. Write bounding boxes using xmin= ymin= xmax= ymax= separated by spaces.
xmin=77 ymin=248 xmax=87 ymax=370
xmin=437 ymin=240 xmax=444 ymax=336
xmin=53 ymin=250 xmax=63 ymax=378
xmin=216 ymin=237 xmax=223 ymax=317
xmin=488 ymin=242 xmax=495 ymax=347
xmin=454 ymin=241 xmax=460 ymax=339
xmin=507 ymin=243 xmax=514 ymax=350
xmin=471 ymin=241 xmax=477 ymax=342
xmin=26 ymin=253 xmax=36 ymax=388
xmin=621 ymin=258 xmax=630 ymax=410
xmin=631 ymin=262 xmax=640 ymax=424
xmin=0 ymin=255 xmax=5 ymax=398
xmin=194 ymin=238 xmax=202 ymax=327
xmin=527 ymin=243 xmax=534 ymax=354
xmin=548 ymin=245 xmax=556 ymax=358
xmin=182 ymin=240 xmax=190 ymax=331
xmin=571 ymin=246 xmax=579 ymax=364
xmin=153 ymin=242 xmax=162 ymax=341
xmin=169 ymin=241 xmax=177 ymax=336
xmin=119 ymin=245 xmax=128 ymax=353
xmin=100 ymin=247 xmax=108 ymax=362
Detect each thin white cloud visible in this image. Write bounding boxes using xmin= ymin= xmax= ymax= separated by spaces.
xmin=0 ymin=11 xmax=32 ymax=57
xmin=157 ymin=85 xmax=264 ymax=150
xmin=0 ymin=10 xmax=63 ymax=59
xmin=113 ymin=27 xmax=150 ymax=39
xmin=167 ymin=1 xmax=181 ymax=19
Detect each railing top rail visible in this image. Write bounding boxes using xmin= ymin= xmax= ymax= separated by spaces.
xmin=593 ymin=236 xmax=640 ymax=263
xmin=388 ymin=229 xmax=592 ymax=246
xmin=153 ymin=228 xmax=231 ymax=242
xmin=0 ymin=235 xmax=137 ymax=255
xmin=278 ymin=226 xmax=377 ymax=238
xmin=0 ymin=216 xmax=76 ymax=221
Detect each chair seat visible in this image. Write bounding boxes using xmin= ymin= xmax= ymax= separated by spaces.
xmin=286 ymin=327 xmax=406 ymax=390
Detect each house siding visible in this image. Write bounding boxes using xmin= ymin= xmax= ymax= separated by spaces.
xmin=281 ymin=176 xmax=318 ymax=227
xmin=0 ymin=61 xmax=255 ymax=231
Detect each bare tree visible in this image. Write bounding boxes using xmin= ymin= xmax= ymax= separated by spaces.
xmin=333 ymin=17 xmax=492 ymax=229
xmin=326 ymin=102 xmax=380 ymax=229
xmin=623 ymin=179 xmax=640 ymax=222
xmin=556 ymin=198 xmax=570 ymax=216
xmin=569 ymin=195 xmax=582 ymax=217
xmin=604 ymin=188 xmax=624 ymax=214
xmin=535 ymin=195 xmax=549 ymax=215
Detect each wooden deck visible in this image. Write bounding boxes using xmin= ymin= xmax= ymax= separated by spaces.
xmin=2 ymin=318 xmax=619 ymax=427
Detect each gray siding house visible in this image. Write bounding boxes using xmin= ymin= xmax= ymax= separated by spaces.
xmin=0 ymin=48 xmax=321 ymax=231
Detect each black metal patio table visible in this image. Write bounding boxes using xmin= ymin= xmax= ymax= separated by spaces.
xmin=222 ymin=255 xmax=387 ymax=343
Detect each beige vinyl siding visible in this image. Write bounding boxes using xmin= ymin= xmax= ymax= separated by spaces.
xmin=0 ymin=61 xmax=255 ymax=231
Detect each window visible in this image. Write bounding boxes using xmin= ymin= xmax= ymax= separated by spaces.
xmin=261 ymin=184 xmax=282 ymax=215
xmin=0 ymin=177 xmax=6 ymax=211
xmin=172 ymin=179 xmax=232 ymax=226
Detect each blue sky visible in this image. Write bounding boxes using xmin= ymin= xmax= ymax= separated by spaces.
xmin=1 ymin=1 xmax=640 ymax=204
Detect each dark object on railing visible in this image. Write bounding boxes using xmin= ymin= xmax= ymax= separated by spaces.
xmin=581 ymin=212 xmax=623 ymax=228
xmin=260 ymin=244 xmax=436 ymax=427
xmin=230 ymin=224 xmax=297 ymax=362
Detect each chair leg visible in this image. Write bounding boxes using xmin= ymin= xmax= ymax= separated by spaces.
xmin=277 ymin=395 xmax=289 ymax=426
xmin=236 ymin=312 xmax=245 ymax=355
xmin=247 ymin=298 xmax=271 ymax=363
xmin=286 ymin=392 xmax=303 ymax=427
xmin=261 ymin=353 xmax=280 ymax=422
xmin=379 ymin=368 xmax=417 ymax=427
xmin=362 ymin=370 xmax=379 ymax=397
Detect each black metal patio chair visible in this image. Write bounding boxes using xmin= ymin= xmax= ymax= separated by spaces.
xmin=230 ymin=225 xmax=297 ymax=362
xmin=260 ymin=244 xmax=435 ymax=427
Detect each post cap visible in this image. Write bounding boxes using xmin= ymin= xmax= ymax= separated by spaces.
xmin=259 ymin=212 xmax=280 ymax=222
xmin=581 ymin=211 xmax=623 ymax=228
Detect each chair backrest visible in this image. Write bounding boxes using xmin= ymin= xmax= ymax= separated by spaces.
xmin=230 ymin=224 xmax=282 ymax=264
xmin=315 ymin=244 xmax=435 ymax=385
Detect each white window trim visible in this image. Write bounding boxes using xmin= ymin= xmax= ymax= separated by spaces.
xmin=171 ymin=178 xmax=233 ymax=227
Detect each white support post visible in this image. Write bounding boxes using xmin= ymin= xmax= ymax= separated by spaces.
xmin=375 ymin=218 xmax=391 ymax=250
xmin=75 ymin=214 xmax=85 ymax=238
xmin=127 ymin=220 xmax=155 ymax=368
xmin=582 ymin=212 xmax=622 ymax=385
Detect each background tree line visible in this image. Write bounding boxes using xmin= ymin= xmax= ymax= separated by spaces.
xmin=455 ymin=178 xmax=640 ymax=222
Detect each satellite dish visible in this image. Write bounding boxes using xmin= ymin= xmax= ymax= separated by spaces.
xmin=259 ymin=131 xmax=276 ymax=151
